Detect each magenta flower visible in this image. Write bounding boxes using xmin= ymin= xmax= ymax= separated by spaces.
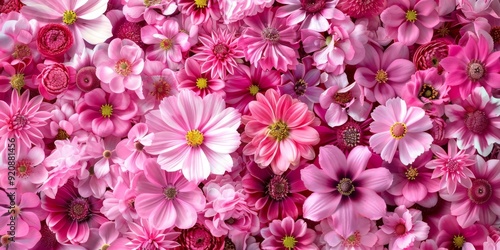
xmin=242 ymin=89 xmax=320 ymax=174
xmin=94 ymin=38 xmax=145 ymax=94
xmin=145 ymin=90 xmax=241 ymax=183
xmin=140 ymin=19 xmax=190 ymax=64
xmin=378 ymin=205 xmax=430 ymax=249
xmin=444 ymin=86 xmax=500 ymax=156
xmin=261 ymin=217 xmax=318 ymax=250
xmin=369 ymin=97 xmax=433 ymax=165
xmin=239 ymin=8 xmax=300 ymax=71
xmin=134 ymin=159 xmax=206 ymax=229
xmin=177 ymin=58 xmax=226 ymax=97
xmin=380 ymin=0 xmax=440 ymax=45
xmin=125 ymin=219 xmax=181 ymax=249
xmin=174 ymin=223 xmax=226 ymax=249
xmin=301 ymin=145 xmax=393 ymax=221
xmin=76 ymin=88 xmax=138 ymax=138
xmin=275 ymin=0 xmax=341 ymax=32
xmin=435 ymin=215 xmax=488 ymax=249
xmin=336 ymin=0 xmax=387 ymax=18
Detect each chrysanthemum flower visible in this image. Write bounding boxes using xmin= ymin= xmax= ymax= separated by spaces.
xmin=134 ymin=159 xmax=206 ymax=229
xmin=369 ymin=97 xmax=433 ymax=165
xmin=125 ymin=219 xmax=181 ymax=249
xmin=145 ymin=90 xmax=241 ymax=183
xmin=261 ymin=217 xmax=318 ymax=249
xmin=21 ymin=0 xmax=112 ymax=44
xmin=380 ymin=0 xmax=440 ymax=45
xmin=173 ymin=223 xmax=226 ymax=249
xmin=444 ymin=87 xmax=500 ymax=156
xmin=239 ymin=8 xmax=300 ymax=71
xmin=436 ymin=215 xmax=488 ymax=249
xmin=378 ymin=205 xmax=430 ymax=249
xmin=276 ymin=0 xmax=341 ymax=32
xmin=301 ymin=145 xmax=393 ymax=221
xmin=177 ymin=58 xmax=225 ymax=97
xmin=242 ymin=89 xmax=320 ymax=174
xmin=140 ymin=19 xmax=190 ymax=64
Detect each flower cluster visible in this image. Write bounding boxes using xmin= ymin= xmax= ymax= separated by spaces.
xmin=1 ymin=0 xmax=500 ymax=249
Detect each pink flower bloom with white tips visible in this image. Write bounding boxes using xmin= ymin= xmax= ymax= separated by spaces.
xmin=177 ymin=58 xmax=226 ymax=97
xmin=134 ymin=159 xmax=206 ymax=229
xmin=115 ymin=123 xmax=154 ymax=173
xmin=140 ymin=19 xmax=190 ymax=64
xmin=93 ymin=38 xmax=145 ymax=94
xmin=276 ymin=0 xmax=342 ymax=32
xmin=177 ymin=0 xmax=221 ymax=25
xmin=125 ymin=219 xmax=181 ymax=249
xmin=380 ymin=0 xmax=440 ymax=45
xmin=261 ymin=217 xmax=318 ymax=250
xmin=20 ymin=0 xmax=112 ymax=44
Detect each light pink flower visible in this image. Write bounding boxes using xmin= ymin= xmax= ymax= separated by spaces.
xmin=134 ymin=159 xmax=206 ymax=229
xmin=0 ymin=191 xmax=45 ymax=236
xmin=242 ymin=89 xmax=320 ymax=174
xmin=0 ymin=12 xmax=38 ymax=63
xmin=101 ymin=174 xmax=139 ymax=230
xmin=125 ymin=219 xmax=181 ymax=249
xmin=81 ymin=222 xmax=129 ymax=250
xmin=369 ymin=97 xmax=433 ymax=165
xmin=276 ymin=0 xmax=341 ymax=32
xmin=379 ymin=205 xmax=430 ymax=250
xmin=261 ymin=217 xmax=318 ymax=250
xmin=219 ymin=0 xmax=274 ymax=24
xmin=0 ymin=226 xmax=41 ymax=250
xmin=122 ymin=0 xmax=177 ymax=24
xmin=177 ymin=0 xmax=221 ymax=25
xmin=0 ymin=146 xmax=47 ymax=192
xmin=115 ymin=123 xmax=153 ymax=173
xmin=140 ymin=20 xmax=190 ymax=64
xmin=145 ymin=90 xmax=241 ymax=183
xmin=84 ymin=136 xmax=121 ymax=179
xmin=323 ymin=216 xmax=379 ymax=249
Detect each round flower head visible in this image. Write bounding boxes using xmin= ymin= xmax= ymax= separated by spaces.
xmin=36 ymin=23 xmax=74 ymax=60
xmin=337 ymin=0 xmax=387 ymax=18
xmin=369 ymin=97 xmax=433 ymax=165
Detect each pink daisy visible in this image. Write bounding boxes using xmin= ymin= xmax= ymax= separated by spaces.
xmin=125 ymin=219 xmax=181 ymax=249
xmin=20 ymin=0 xmax=112 ymax=44
xmin=436 ymin=215 xmax=488 ymax=249
xmin=177 ymin=0 xmax=221 ymax=25
xmin=93 ymin=38 xmax=145 ymax=94
xmin=425 ymin=139 xmax=476 ymax=195
xmin=378 ymin=205 xmax=430 ymax=249
xmin=140 ymin=19 xmax=190 ymax=64
xmin=369 ymin=97 xmax=433 ymax=165
xmin=380 ymin=0 xmax=440 ymax=45
xmin=0 ymin=59 xmax=33 ymax=94
xmin=301 ymin=145 xmax=393 ymax=221
xmin=261 ymin=217 xmax=318 ymax=250
xmin=145 ymin=89 xmax=241 ymax=183
xmin=177 ymin=58 xmax=226 ymax=97
xmin=242 ymin=89 xmax=320 ymax=174
xmin=238 ymin=8 xmax=300 ymax=71
xmin=275 ymin=0 xmax=341 ymax=32
xmin=134 ymin=159 xmax=206 ymax=230
xmin=444 ymin=86 xmax=500 ymax=156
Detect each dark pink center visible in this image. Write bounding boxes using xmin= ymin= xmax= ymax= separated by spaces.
xmin=395 ymin=224 xmax=406 ymax=235
xmin=468 ymin=179 xmax=492 ymax=204
xmin=213 ymin=43 xmax=230 ymax=60
xmin=267 ymin=175 xmax=290 ymax=200
xmin=464 ymin=110 xmax=489 ymax=134
xmin=301 ymin=0 xmax=326 ymax=13
xmin=68 ymin=197 xmax=91 ymax=222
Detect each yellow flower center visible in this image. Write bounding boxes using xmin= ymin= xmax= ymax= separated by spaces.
xmin=390 ymin=122 xmax=407 ymax=139
xmin=249 ymin=85 xmax=260 ymax=96
xmin=337 ymin=178 xmax=355 ymax=196
xmin=194 ymin=0 xmax=208 ymax=8
xmin=268 ymin=121 xmax=289 ymax=141
xmin=453 ymin=235 xmax=465 ymax=248
xmin=0 ymin=235 xmax=12 ymax=246
xmin=18 ymin=165 xmax=27 ymax=173
xmin=160 ymin=39 xmax=173 ymax=50
xmin=406 ymin=10 xmax=417 ymax=22
xmin=196 ymin=78 xmax=208 ymax=89
xmin=375 ymin=69 xmax=388 ymax=83
xmin=282 ymin=236 xmax=297 ymax=249
xmin=186 ymin=129 xmax=204 ymax=147
xmin=62 ymin=10 xmax=77 ymax=25
xmin=114 ymin=59 xmax=132 ymax=76
xmin=101 ymin=104 xmax=113 ymax=118
xmin=405 ymin=166 xmax=419 ymax=180
xmin=101 ymin=244 xmax=110 ymax=250
xmin=10 ymin=73 xmax=25 ymax=92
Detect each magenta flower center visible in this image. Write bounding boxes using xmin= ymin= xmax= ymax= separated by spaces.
xmin=337 ymin=178 xmax=355 ymax=196
xmin=268 ymin=121 xmax=290 ymax=141
xmin=468 ymin=179 xmax=492 ymax=204
xmin=418 ymin=84 xmax=438 ymax=100
xmin=12 ymin=44 xmax=31 ymax=59
xmin=10 ymin=73 xmax=25 ymax=91
xmin=76 ymin=66 xmax=100 ymax=92
xmin=8 ymin=112 xmax=28 ymax=130
xmin=126 ymin=198 xmax=135 ymax=210
xmin=390 ymin=122 xmax=407 ymax=139
xmin=114 ymin=59 xmax=132 ymax=76
xmin=395 ymin=223 xmax=406 ymax=235
xmin=375 ymin=69 xmax=388 ymax=83
xmin=464 ymin=110 xmax=489 ymax=134
xmin=294 ymin=79 xmax=307 ymax=96
xmin=151 ymin=78 xmax=172 ymax=100
xmin=300 ymin=0 xmax=326 ymax=13
xmin=266 ymin=175 xmax=290 ymax=200
xmin=445 ymin=159 xmax=461 ymax=173
xmin=491 ymin=26 xmax=500 ymax=44
xmin=466 ymin=61 xmax=485 ymax=81
xmin=68 ymin=197 xmax=91 ymax=222
xmin=16 ymin=159 xmax=32 ymax=178
xmin=55 ymin=128 xmax=70 ymax=140
xmin=115 ymin=20 xmax=142 ymax=46
xmin=44 ymin=66 xmax=69 ymax=93
xmin=262 ymin=27 xmax=280 ymax=42
xmin=163 ymin=187 xmax=177 ymax=200
xmin=405 ymin=166 xmax=419 ymax=181
xmin=342 ymin=126 xmax=361 ymax=148
xmin=343 ymin=231 xmax=361 ymax=247
xmin=213 ymin=43 xmax=230 ymax=60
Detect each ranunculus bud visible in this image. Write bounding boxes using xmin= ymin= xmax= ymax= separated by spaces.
xmin=38 ymin=63 xmax=71 ymax=100
xmin=36 ymin=23 xmax=74 ymax=60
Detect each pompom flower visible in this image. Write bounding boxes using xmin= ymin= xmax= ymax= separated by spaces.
xmin=36 ymin=23 xmax=74 ymax=60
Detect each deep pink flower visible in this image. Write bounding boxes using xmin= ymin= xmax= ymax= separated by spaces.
xmin=301 ymin=145 xmax=393 ymax=221
xmin=435 ymin=215 xmax=488 ymax=249
xmin=145 ymin=90 xmax=241 ymax=183
xmin=36 ymin=23 xmax=74 ymax=60
xmin=140 ymin=19 xmax=190 ymax=64
xmin=173 ymin=223 xmax=225 ymax=250
xmin=337 ymin=0 xmax=387 ymax=18
xmin=239 ymin=8 xmax=300 ymax=71
xmin=177 ymin=0 xmax=221 ymax=25
xmin=242 ymin=89 xmax=320 ymax=174
xmin=261 ymin=217 xmax=318 ymax=249
xmin=369 ymin=97 xmax=433 ymax=165
xmin=177 ymin=58 xmax=225 ymax=97
xmin=275 ymin=0 xmax=341 ymax=32
xmin=378 ymin=205 xmax=430 ymax=249
xmin=380 ymin=0 xmax=440 ymax=45
xmin=125 ymin=219 xmax=181 ymax=249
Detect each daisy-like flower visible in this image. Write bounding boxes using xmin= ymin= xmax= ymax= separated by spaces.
xmin=440 ymin=34 xmax=500 ymax=99
xmin=192 ymin=28 xmax=244 ymax=79
xmin=369 ymin=97 xmax=433 ymax=165
xmin=20 ymin=0 xmax=112 ymax=44
xmin=239 ymin=8 xmax=300 ymax=71
xmin=275 ymin=0 xmax=341 ymax=32
xmin=134 ymin=159 xmax=206 ymax=230
xmin=125 ymin=219 xmax=181 ymax=250
xmin=436 ymin=215 xmax=488 ymax=249
xmin=0 ymin=90 xmax=52 ymax=149
xmin=0 ymin=191 xmax=45 ymax=235
xmin=425 ymin=139 xmax=476 ymax=195
xmin=145 ymin=90 xmax=241 ymax=183
xmin=41 ymin=181 xmax=108 ymax=244
xmin=242 ymin=89 xmax=320 ymax=174
xmin=177 ymin=0 xmax=221 ymax=25
xmin=177 ymin=58 xmax=225 ymax=97
xmin=140 ymin=19 xmax=190 ymax=64
xmin=444 ymin=86 xmax=500 ymax=156
xmin=301 ymin=145 xmax=393 ymax=221
xmin=261 ymin=217 xmax=318 ymax=250
xmin=440 ymin=156 xmax=500 ymax=228
xmin=380 ymin=0 xmax=440 ymax=45
xmin=378 ymin=205 xmax=430 ymax=250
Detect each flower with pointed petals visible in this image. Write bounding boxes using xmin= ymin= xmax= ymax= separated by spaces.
xmin=177 ymin=58 xmax=226 ymax=97
xmin=261 ymin=217 xmax=318 ymax=250
xmin=125 ymin=219 xmax=181 ymax=249
xmin=276 ymin=0 xmax=341 ymax=32
xmin=140 ymin=19 xmax=190 ymax=64
xmin=177 ymin=0 xmax=221 ymax=25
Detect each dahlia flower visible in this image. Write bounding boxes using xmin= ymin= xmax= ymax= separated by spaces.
xmin=369 ymin=97 xmax=433 ymax=165
xmin=261 ymin=217 xmax=318 ymax=250
xmin=276 ymin=0 xmax=341 ymax=32
xmin=435 ymin=215 xmax=488 ymax=249
xmin=140 ymin=19 xmax=190 ymax=64
xmin=336 ymin=0 xmax=387 ymax=18
xmin=145 ymin=90 xmax=241 ymax=183
xmin=242 ymin=89 xmax=320 ymax=174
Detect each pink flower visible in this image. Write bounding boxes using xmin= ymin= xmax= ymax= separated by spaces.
xmin=125 ymin=219 xmax=181 ymax=249
xmin=275 ymin=0 xmax=341 ymax=32
xmin=242 ymin=89 xmax=320 ymax=174
xmin=101 ymin=174 xmax=139 ymax=229
xmin=0 ymin=13 xmax=38 ymax=63
xmin=369 ymin=97 xmax=433 ymax=165
xmin=0 ymin=59 xmax=33 ymax=93
xmin=337 ymin=0 xmax=387 ymax=18
xmin=301 ymin=145 xmax=393 ymax=221
xmin=261 ymin=217 xmax=318 ymax=250
xmin=435 ymin=215 xmax=488 ymax=249
xmin=94 ymin=38 xmax=145 ymax=94
xmin=37 ymin=63 xmax=77 ymax=100
xmin=239 ymin=8 xmax=300 ymax=71
xmin=140 ymin=19 xmax=190 ymax=64
xmin=380 ymin=0 xmax=440 ymax=45
xmin=140 ymin=60 xmax=179 ymax=110
xmin=42 ymin=181 xmax=108 ymax=244
xmin=36 ymin=23 xmax=74 ymax=60
xmin=21 ymin=0 xmax=112 ymax=44
xmin=0 ymin=146 xmax=47 ymax=192
xmin=115 ymin=123 xmax=153 ymax=173
xmin=173 ymin=223 xmax=225 ymax=250
xmin=177 ymin=0 xmax=221 ymax=25
xmin=219 ymin=0 xmax=274 ymax=24
xmin=0 ymin=226 xmax=41 ymax=250
xmin=76 ymin=88 xmax=138 ymax=138
xmin=134 ymin=159 xmax=206 ymax=229
xmin=426 ymin=139 xmax=476 ymax=195
xmin=84 ymin=136 xmax=121 ymax=180
xmin=323 ymin=216 xmax=379 ymax=249
xmin=177 ymin=58 xmax=225 ymax=97
xmin=444 ymin=86 xmax=500 ymax=156
xmin=0 ymin=191 xmax=45 ymax=235
xmin=440 ymin=156 xmax=500 ymax=228
xmin=379 ymin=205 xmax=430 ymax=249
xmin=122 ymin=0 xmax=177 ymax=24
xmin=80 ymin=222 xmax=129 ymax=250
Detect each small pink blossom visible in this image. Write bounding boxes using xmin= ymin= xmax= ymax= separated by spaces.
xmin=261 ymin=217 xmax=318 ymax=250
xmin=378 ymin=205 xmax=430 ymax=249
